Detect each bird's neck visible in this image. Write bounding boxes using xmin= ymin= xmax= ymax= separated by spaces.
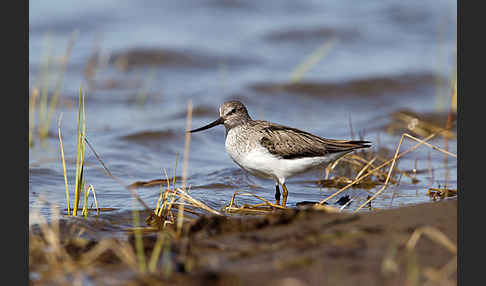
xmin=224 ymin=114 xmax=252 ymax=132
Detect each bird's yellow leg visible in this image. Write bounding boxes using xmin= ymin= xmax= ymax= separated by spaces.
xmin=281 ymin=183 xmax=289 ymax=208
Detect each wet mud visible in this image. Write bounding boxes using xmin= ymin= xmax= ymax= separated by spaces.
xmin=30 ymin=199 xmax=457 ymax=285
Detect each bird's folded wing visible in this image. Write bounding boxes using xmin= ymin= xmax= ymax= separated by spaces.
xmin=257 ymin=122 xmax=370 ymax=159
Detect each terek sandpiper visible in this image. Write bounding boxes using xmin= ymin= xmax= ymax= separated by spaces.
xmin=189 ymin=101 xmax=371 ymax=207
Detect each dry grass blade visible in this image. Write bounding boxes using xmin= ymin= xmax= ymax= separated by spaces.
xmin=403 ymin=133 xmax=456 ymax=158
xmin=325 ymin=155 xmax=345 ymax=180
xmin=45 ymin=30 xmax=77 ymax=136
xmin=90 ymin=185 xmax=100 ymax=216
xmin=36 ymin=32 xmax=76 ymax=143
xmin=148 ymin=231 xmax=166 ymax=273
xmin=353 ymin=132 xmax=457 ymax=213
xmin=144 ymin=115 xmax=221 ymax=229
xmin=78 ymin=238 xmax=119 ymax=265
xmin=355 ymin=156 xmax=377 ymax=180
xmin=225 ymin=207 xmax=274 ymax=215
xmin=354 ymin=133 xmax=407 ymax=213
xmin=30 ymin=201 xmax=77 ymax=283
xmin=225 ymin=191 xmax=286 ymax=213
xmin=172 ymin=154 xmax=179 ymax=192
xmin=177 ymin=100 xmax=193 ymax=237
xmin=79 ymin=238 xmax=141 ymax=272
xmin=117 ymin=240 xmax=140 ymax=271
xmin=348 ymin=154 xmax=404 ymax=183
xmin=319 ymin=132 xmax=437 ymax=205
xmin=58 ymin=113 xmax=71 ymax=215
xmin=174 ymin=187 xmax=222 ymax=216
xmin=381 ymin=239 xmax=401 ymax=276
xmin=29 ymin=87 xmax=39 ymax=147
xmin=406 ymin=226 xmax=457 ymax=254
xmin=423 ymin=257 xmax=457 ymax=286
xmin=405 ymin=226 xmax=457 ymax=286
xmin=38 ymin=34 xmax=52 ymax=140
xmin=320 ymin=127 xmax=457 ymax=209
xmin=156 ymin=169 xmax=173 ymax=218
xmin=82 ymin=184 xmax=99 ymax=217
xmin=290 ymin=38 xmax=335 ymax=83
xmin=148 ymin=166 xmax=224 ymax=230
xmin=154 ymin=170 xmax=169 ymax=216
xmin=132 ymin=207 xmax=147 ymax=273
xmin=443 ymin=75 xmax=457 ymax=189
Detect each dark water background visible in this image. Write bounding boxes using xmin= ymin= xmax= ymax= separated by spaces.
xmin=29 ymin=0 xmax=457 ymax=219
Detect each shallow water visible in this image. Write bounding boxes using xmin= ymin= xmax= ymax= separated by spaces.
xmin=29 ymin=0 xmax=457 ymax=219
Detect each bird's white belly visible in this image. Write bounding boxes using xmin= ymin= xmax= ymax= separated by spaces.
xmin=225 ymin=142 xmax=346 ymax=184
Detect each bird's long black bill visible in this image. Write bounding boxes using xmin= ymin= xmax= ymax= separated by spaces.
xmin=189 ymin=117 xmax=224 ymax=133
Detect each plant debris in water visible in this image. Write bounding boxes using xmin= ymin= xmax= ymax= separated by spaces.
xmin=317 ymin=176 xmax=380 ymax=189
xmin=427 ymin=187 xmax=457 ymax=200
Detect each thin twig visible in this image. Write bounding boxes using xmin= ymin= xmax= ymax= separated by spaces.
xmin=84 ymin=136 xmax=151 ymax=211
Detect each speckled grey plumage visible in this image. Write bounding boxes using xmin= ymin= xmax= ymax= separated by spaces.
xmin=219 ymin=101 xmax=371 ymax=159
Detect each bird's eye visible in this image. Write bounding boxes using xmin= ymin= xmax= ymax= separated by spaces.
xmin=226 ymin=108 xmax=236 ymax=116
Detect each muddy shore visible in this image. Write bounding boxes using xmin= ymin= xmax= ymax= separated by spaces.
xmin=30 ymin=199 xmax=457 ymax=285
xmin=172 ymin=199 xmax=457 ymax=286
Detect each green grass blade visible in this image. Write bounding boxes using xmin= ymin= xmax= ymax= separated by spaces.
xmin=73 ymin=91 xmax=82 ymax=216
xmin=73 ymin=86 xmax=86 ymax=216
xmin=73 ymin=162 xmax=84 ymax=216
